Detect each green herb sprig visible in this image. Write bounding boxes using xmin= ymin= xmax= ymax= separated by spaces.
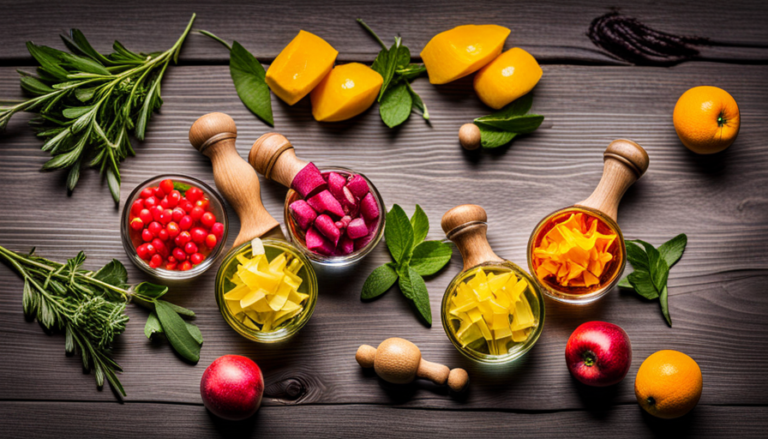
xmin=0 ymin=245 xmax=203 ymax=397
xmin=0 ymin=15 xmax=196 ymax=202
xmin=361 ymin=205 xmax=452 ymax=325
xmin=618 ymin=234 xmax=687 ymax=327
xmin=357 ymin=19 xmax=429 ymax=128
xmin=473 ymin=93 xmax=545 ymax=148
xmin=198 ymin=30 xmax=274 ymax=126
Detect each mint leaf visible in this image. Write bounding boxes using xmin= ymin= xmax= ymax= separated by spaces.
xmin=410 ymin=241 xmax=452 ymax=276
xmin=230 ymin=41 xmax=273 ymax=126
xmin=475 ymin=114 xmax=544 ymax=134
xmin=617 ymin=275 xmax=632 ymax=289
xmin=409 ymin=204 xmax=429 ymax=249
xmin=361 ymin=263 xmax=399 ymax=300
xmin=660 ymin=285 xmax=672 ymax=327
xmin=399 ymin=266 xmax=431 ymax=326
xmin=659 ymin=234 xmax=687 ymax=268
xmin=636 ymin=240 xmax=669 ymax=293
xmin=475 ymin=93 xmax=533 ymax=122
xmin=385 ymin=205 xmax=414 ymax=264
xmin=133 ymin=282 xmax=168 ymax=300
xmin=93 ymin=259 xmax=128 ymax=289
xmin=626 ymin=241 xmax=650 ymax=271
xmin=476 ymin=124 xmax=516 ymax=148
xmin=379 ymin=82 xmax=412 ymax=128
xmin=628 ymin=269 xmax=659 ymax=300
xmin=407 ymin=83 xmax=429 ymax=120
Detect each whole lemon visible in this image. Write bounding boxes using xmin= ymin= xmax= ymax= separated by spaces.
xmin=673 ymin=86 xmax=740 ymax=154
xmin=635 ymin=350 xmax=702 ymax=419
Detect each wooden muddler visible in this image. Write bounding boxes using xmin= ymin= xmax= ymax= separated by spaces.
xmin=356 ymin=338 xmax=469 ymax=393
xmin=248 ymin=132 xmax=307 ymax=188
xmin=189 ymin=113 xmax=281 ymax=247
xmin=441 ymin=204 xmax=503 ymax=271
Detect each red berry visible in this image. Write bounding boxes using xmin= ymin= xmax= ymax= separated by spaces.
xmin=144 ymin=196 xmax=159 ymax=209
xmin=211 ymin=222 xmax=225 ymax=239
xmin=148 ymin=221 xmax=162 ymax=236
xmin=157 ymin=229 xmax=169 ymax=241
xmin=131 ymin=199 xmax=145 ymax=216
xmin=152 ymin=239 xmax=167 ymax=257
xmin=168 ymin=256 xmax=176 ymax=263
xmin=142 ymin=229 xmax=154 ymax=242
xmin=139 ymin=209 xmax=153 ymax=224
xmin=145 ymin=243 xmax=156 ymax=256
xmin=180 ymin=261 xmax=193 ymax=271
xmin=165 ymin=262 xmax=177 ymax=270
xmin=189 ymin=207 xmax=204 ymax=222
xmin=172 ymin=247 xmax=187 ymax=261
xmin=154 ymin=186 xmax=166 ymax=199
xmin=196 ymin=198 xmax=210 ymax=211
xmin=166 ymin=222 xmax=180 ymax=238
xmin=159 ymin=209 xmax=173 ymax=225
xmin=136 ymin=244 xmax=149 ymax=260
xmin=130 ymin=217 xmax=144 ymax=231
xmin=177 ymin=231 xmax=192 ymax=245
xmin=149 ymin=254 xmax=163 ymax=269
xmin=190 ymin=253 xmax=205 ymax=265
xmin=167 ymin=190 xmax=181 ymax=208
xmin=186 ymin=186 xmax=203 ymax=202
xmin=140 ymin=188 xmax=154 ymax=199
xmin=179 ymin=215 xmax=193 ymax=230
xmin=185 ymin=242 xmax=198 ymax=254
xmin=180 ymin=199 xmax=195 ymax=213
xmin=159 ymin=179 xmax=174 ymax=195
xmin=205 ymin=234 xmax=217 ymax=249
xmin=191 ymin=227 xmax=207 ymax=244
xmin=201 ymin=212 xmax=216 ymax=227
xmin=172 ymin=207 xmax=185 ymax=222
xmin=152 ymin=206 xmax=164 ymax=222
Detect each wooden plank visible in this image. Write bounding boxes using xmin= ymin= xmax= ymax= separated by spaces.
xmin=0 ymin=401 xmax=766 ymax=438
xmin=0 ymin=62 xmax=766 ymax=410
xmin=0 ymin=0 xmax=767 ymax=64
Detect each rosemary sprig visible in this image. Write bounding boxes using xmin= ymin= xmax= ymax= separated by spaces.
xmin=0 ymin=244 xmax=203 ymax=397
xmin=0 ymin=14 xmax=196 ymax=203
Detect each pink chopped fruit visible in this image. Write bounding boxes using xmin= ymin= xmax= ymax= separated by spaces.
xmin=360 ymin=193 xmax=380 ymax=221
xmin=346 ymin=175 xmax=370 ymax=199
xmin=314 ymin=214 xmax=341 ymax=246
xmin=292 ymin=163 xmax=327 ymax=199
xmin=307 ymin=190 xmax=345 ymax=218
xmin=342 ymin=186 xmax=358 ymax=210
xmin=341 ymin=215 xmax=352 ymax=227
xmin=346 ymin=218 xmax=369 ymax=240
xmin=306 ymin=227 xmax=335 ymax=255
xmin=335 ymin=221 xmax=346 ymax=229
xmin=289 ymin=200 xmax=317 ymax=230
xmin=327 ymin=172 xmax=347 ymax=201
xmin=338 ymin=236 xmax=355 ymax=255
xmin=355 ymin=231 xmax=375 ymax=251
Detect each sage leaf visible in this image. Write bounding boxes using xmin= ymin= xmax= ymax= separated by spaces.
xmin=476 ymin=124 xmax=516 ymax=148
xmin=475 ymin=114 xmax=544 ymax=134
xmin=185 ymin=322 xmax=204 ymax=345
xmin=660 ymin=285 xmax=672 ymax=327
xmin=409 ymin=204 xmax=429 ymax=248
xmin=409 ymin=241 xmax=452 ymax=277
xmin=379 ymin=82 xmax=412 ymax=128
xmin=230 ymin=41 xmax=273 ymax=126
xmin=385 ymin=205 xmax=414 ymax=264
xmin=133 ymin=282 xmax=168 ymax=300
xmin=361 ymin=263 xmax=399 ymax=300
xmin=398 ymin=266 xmax=431 ymax=325
xmin=164 ymin=302 xmax=196 ymax=318
xmin=154 ymin=300 xmax=201 ymax=363
xmin=93 ymin=259 xmax=128 ymax=288
xmin=144 ymin=311 xmax=163 ymax=339
xmin=106 ymin=167 xmax=120 ymax=203
xmin=658 ymin=234 xmax=687 ymax=268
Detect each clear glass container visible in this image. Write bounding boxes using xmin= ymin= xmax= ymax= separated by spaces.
xmin=441 ymin=261 xmax=545 ymax=364
xmin=121 ymin=174 xmax=229 ymax=281
xmin=527 ymin=206 xmax=626 ymax=304
xmin=215 ymin=240 xmax=318 ymax=343
xmin=283 ymin=167 xmax=385 ymax=267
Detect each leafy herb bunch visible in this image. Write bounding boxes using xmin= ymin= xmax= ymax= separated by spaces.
xmin=362 ymin=205 xmax=452 ymax=325
xmin=0 ymin=244 xmax=203 ymax=397
xmin=0 ymin=15 xmax=196 ymax=202
xmin=473 ymin=93 xmax=544 ymax=148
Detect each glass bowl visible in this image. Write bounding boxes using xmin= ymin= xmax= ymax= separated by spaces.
xmin=215 ymin=240 xmax=318 ymax=343
xmin=120 ymin=174 xmax=229 ymax=281
xmin=527 ymin=206 xmax=626 ymax=305
xmin=283 ymin=166 xmax=385 ymax=266
xmin=441 ymin=261 xmax=545 ymax=364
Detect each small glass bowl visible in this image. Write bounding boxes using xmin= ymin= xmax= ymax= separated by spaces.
xmin=283 ymin=167 xmax=385 ymax=267
xmin=441 ymin=261 xmax=545 ymax=364
xmin=527 ymin=206 xmax=626 ymax=305
xmin=215 ymin=240 xmax=318 ymax=343
xmin=120 ymin=174 xmax=229 ymax=281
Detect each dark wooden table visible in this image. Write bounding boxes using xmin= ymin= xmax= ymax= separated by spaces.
xmin=1 ymin=1 xmax=767 ymax=437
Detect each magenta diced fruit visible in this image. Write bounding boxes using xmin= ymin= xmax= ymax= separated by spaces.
xmin=327 ymin=172 xmax=347 ymax=201
xmin=346 ymin=175 xmax=370 ymax=199
xmin=314 ymin=214 xmax=341 ymax=246
xmin=289 ymin=200 xmax=317 ymax=230
xmin=306 ymin=227 xmax=335 ymax=255
xmin=335 ymin=221 xmax=345 ymax=229
xmin=346 ymin=218 xmax=369 ymax=240
xmin=292 ymin=163 xmax=327 ymax=199
xmin=360 ymin=193 xmax=379 ymax=221
xmin=338 ymin=236 xmax=355 ymax=255
xmin=355 ymin=232 xmax=375 ymax=251
xmin=342 ymin=186 xmax=358 ymax=209
xmin=341 ymin=215 xmax=352 ymax=227
xmin=307 ymin=190 xmax=345 ymax=218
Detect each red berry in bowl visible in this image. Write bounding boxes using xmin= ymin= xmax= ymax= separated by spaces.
xmin=151 ymin=239 xmax=167 ymax=257
xmin=211 ymin=222 xmax=224 ymax=239
xmin=191 ymin=227 xmax=207 ymax=244
xmin=165 ymin=262 xmax=177 ymax=270
xmin=173 ymin=247 xmax=187 ymax=261
xmin=144 ymin=196 xmax=159 ymax=209
xmin=186 ymin=186 xmax=203 ymax=202
xmin=190 ymin=253 xmax=205 ymax=265
xmin=157 ymin=229 xmax=169 ymax=241
xmin=139 ymin=209 xmax=153 ymax=224
xmin=172 ymin=207 xmax=185 ymax=222
xmin=179 ymin=215 xmax=193 ymax=230
xmin=168 ymin=190 xmax=181 ymax=208
xmin=149 ymin=254 xmax=163 ymax=269
xmin=142 ymin=229 xmax=154 ymax=242
xmin=159 ymin=209 xmax=173 ymax=225
xmin=201 ymin=212 xmax=216 ymax=227
xmin=180 ymin=199 xmax=195 ymax=213
xmin=177 ymin=231 xmax=192 ymax=245
xmin=131 ymin=199 xmax=145 ymax=216
xmin=160 ymin=179 xmax=174 ymax=195
xmin=145 ymin=243 xmax=157 ymax=256
xmin=148 ymin=221 xmax=163 ymax=237
xmin=140 ymin=188 xmax=154 ymax=199
xmin=160 ymin=197 xmax=169 ymax=209
xmin=130 ymin=218 xmax=144 ymax=231
xmin=180 ymin=260 xmax=193 ymax=271
xmin=185 ymin=242 xmax=198 ymax=255
xmin=154 ymin=187 xmax=166 ymax=199
xmin=136 ymin=244 xmax=149 ymax=260
xmin=205 ymin=234 xmax=217 ymax=249
xmin=190 ymin=207 xmax=204 ymax=222
xmin=167 ymin=222 xmax=180 ymax=238
xmin=196 ymin=198 xmax=210 ymax=211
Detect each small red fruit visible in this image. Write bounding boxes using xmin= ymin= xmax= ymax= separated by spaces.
xmin=160 ymin=197 xmax=169 ymax=209
xmin=173 ymin=247 xmax=187 ymax=261
xmin=180 ymin=260 xmax=193 ymax=271
xmin=142 ymin=229 xmax=154 ymax=242
xmin=180 ymin=199 xmax=195 ymax=213
xmin=179 ymin=215 xmax=193 ymax=231
xmin=145 ymin=243 xmax=157 ymax=256
xmin=154 ymin=187 xmax=166 ymax=199
xmin=201 ymin=212 xmax=216 ymax=227
xmin=165 ymin=262 xmax=177 ymax=270
xmin=196 ymin=198 xmax=210 ymax=211
xmin=168 ymin=190 xmax=181 ymax=208
xmin=166 ymin=222 xmax=180 ymax=238
xmin=185 ymin=242 xmax=198 ymax=254
xmin=186 ymin=186 xmax=203 ymax=202
xmin=149 ymin=254 xmax=163 ymax=269
xmin=139 ymin=209 xmax=153 ymax=224
xmin=172 ymin=207 xmax=185 ymax=222
xmin=159 ymin=179 xmax=174 ymax=195
xmin=130 ymin=218 xmax=144 ymax=231
xmin=200 ymin=355 xmax=264 ymax=421
xmin=211 ymin=222 xmax=225 ymax=239
xmin=152 ymin=206 xmax=164 ymax=222
xmin=565 ymin=321 xmax=632 ymax=387
xmin=151 ymin=239 xmax=167 ymax=257
xmin=144 ymin=196 xmax=159 ymax=209
xmin=205 ymin=234 xmax=217 ymax=249
xmin=190 ymin=253 xmax=205 ymax=265
xmin=157 ymin=229 xmax=169 ymax=241
xmin=131 ymin=199 xmax=145 ymax=216
xmin=191 ymin=227 xmax=207 ymax=244
xmin=177 ymin=231 xmax=192 ymax=245
xmin=189 ymin=206 xmax=204 ymax=222
xmin=140 ymin=188 xmax=154 ymax=199
xmin=136 ymin=244 xmax=149 ymax=260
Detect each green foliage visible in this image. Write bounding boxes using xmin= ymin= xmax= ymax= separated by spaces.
xmin=473 ymin=93 xmax=544 ymax=148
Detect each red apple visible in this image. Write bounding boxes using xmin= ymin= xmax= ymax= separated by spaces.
xmin=565 ymin=321 xmax=631 ymax=387
xmin=200 ymin=355 xmax=265 ymax=420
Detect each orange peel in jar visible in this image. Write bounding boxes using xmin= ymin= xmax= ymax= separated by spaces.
xmin=532 ymin=212 xmax=617 ymax=288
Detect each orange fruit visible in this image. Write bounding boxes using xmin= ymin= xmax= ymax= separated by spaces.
xmin=673 ymin=86 xmax=740 ymax=154
xmin=635 ymin=350 xmax=702 ymax=419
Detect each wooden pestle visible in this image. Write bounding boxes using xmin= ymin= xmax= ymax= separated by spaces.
xmin=189 ymin=113 xmax=281 ymax=247
xmin=576 ymin=139 xmax=649 ymax=222
xmin=248 ymin=132 xmax=307 ymax=188
xmin=356 ymin=338 xmax=469 ymax=393
xmin=441 ymin=204 xmax=504 ymax=271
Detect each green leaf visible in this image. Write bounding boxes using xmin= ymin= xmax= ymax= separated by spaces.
xmin=407 ymin=84 xmax=429 ymax=120
xmin=185 ymin=322 xmax=204 ymax=344
xmin=398 ymin=64 xmax=426 ymax=81
xmin=66 ymin=158 xmax=81 ymax=192
xmin=26 ymin=42 xmax=69 ymax=79
xmin=617 ymin=275 xmax=632 ymax=289
xmin=165 ymin=302 xmax=196 ymax=318
xmin=409 ymin=241 xmax=452 ymax=276
xmin=62 ymin=106 xmax=92 ymax=119
xmin=376 ymin=38 xmax=402 ymax=101
xmin=658 ymin=234 xmax=687 ymax=269
xmin=409 ymin=204 xmax=429 ymax=248
xmin=626 ymin=241 xmax=650 ymax=271
xmin=229 ymin=41 xmax=273 ymax=126
xmin=144 ymin=311 xmax=163 ymax=339
xmin=398 ymin=266 xmax=432 ymax=325
xmin=154 ymin=300 xmax=201 ymax=363
xmin=361 ymin=263 xmax=399 ymax=300
xmin=74 ymin=87 xmax=97 ymax=102
xmin=475 ymin=114 xmax=544 ymax=134
xmin=385 ymin=205 xmax=414 ymax=264
xmin=20 ymin=75 xmax=55 ymax=96
xmin=627 ymin=269 xmax=659 ymax=300
xmin=379 ymin=82 xmax=412 ymax=128
xmin=93 ymin=259 xmax=128 ymax=289
xmin=64 ymin=29 xmax=115 ymax=67
xmin=477 ymin=93 xmax=533 ymax=121
xmin=133 ymin=282 xmax=168 ymax=300
xmin=636 ymin=240 xmax=668 ymax=293
xmin=476 ymin=124 xmax=516 ymax=149
xmin=173 ymin=181 xmax=191 ymax=194
xmin=106 ymin=167 xmax=120 ymax=203
xmin=660 ymin=285 xmax=672 ymax=327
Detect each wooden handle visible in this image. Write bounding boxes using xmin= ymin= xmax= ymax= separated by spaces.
xmin=248 ymin=132 xmax=309 ymax=188
xmin=416 ymin=358 xmax=450 ymax=385
xmin=442 ymin=204 xmax=503 ymax=271
xmin=189 ymin=113 xmax=280 ymax=247
xmin=577 ymin=139 xmax=649 ymax=222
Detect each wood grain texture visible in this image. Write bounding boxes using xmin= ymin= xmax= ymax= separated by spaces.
xmin=0 ymin=0 xmax=767 ymax=65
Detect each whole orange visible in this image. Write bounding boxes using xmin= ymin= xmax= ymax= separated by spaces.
xmin=673 ymin=86 xmax=739 ymax=154
xmin=635 ymin=350 xmax=702 ymax=419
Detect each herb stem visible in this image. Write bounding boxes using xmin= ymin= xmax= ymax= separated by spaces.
xmin=357 ymin=19 xmax=388 ymax=50
xmin=196 ymin=30 xmax=232 ymax=51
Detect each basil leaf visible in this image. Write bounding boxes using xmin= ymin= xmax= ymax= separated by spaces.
xmin=476 ymin=124 xmax=516 ymax=149
xmin=230 ymin=41 xmax=273 ymax=126
xmin=385 ymin=205 xmax=414 ymax=264
xmin=636 ymin=240 xmax=668 ymax=293
xmin=410 ymin=241 xmax=452 ymax=276
xmin=476 ymin=93 xmax=533 ymax=122
xmin=361 ymin=263 xmax=399 ymax=300
xmin=627 ymin=269 xmax=659 ymax=300
xmin=399 ymin=64 xmax=426 ymax=81
xmin=626 ymin=241 xmax=650 ymax=271
xmin=659 ymin=234 xmax=687 ymax=269
xmin=144 ymin=311 xmax=163 ymax=339
xmin=154 ymin=300 xmax=201 ymax=363
xmin=409 ymin=204 xmax=429 ymax=248
xmin=398 ymin=266 xmax=432 ymax=325
xmin=133 ymin=282 xmax=168 ymax=300
xmin=475 ymin=114 xmax=544 ymax=134
xmin=379 ymin=82 xmax=412 ymax=128
xmin=173 ymin=181 xmax=191 ymax=195
xmin=660 ymin=285 xmax=672 ymax=327
xmin=93 ymin=259 xmax=128 ymax=289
